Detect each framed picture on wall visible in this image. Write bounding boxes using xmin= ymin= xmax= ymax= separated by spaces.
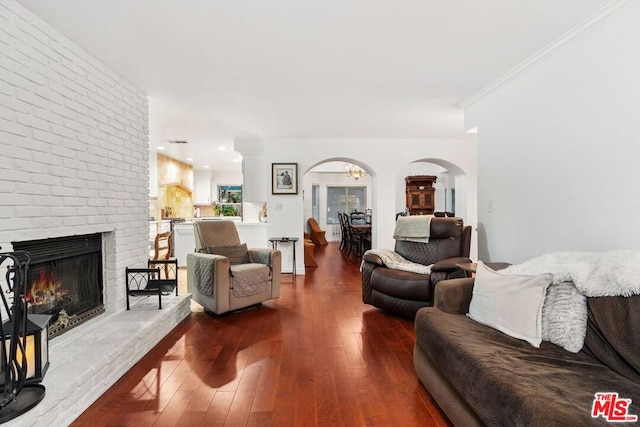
xmin=272 ymin=163 xmax=298 ymax=195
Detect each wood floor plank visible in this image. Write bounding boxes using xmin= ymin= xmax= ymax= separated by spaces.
xmin=201 ymin=390 xmax=235 ymax=426
xmin=71 ymin=243 xmax=451 ymax=426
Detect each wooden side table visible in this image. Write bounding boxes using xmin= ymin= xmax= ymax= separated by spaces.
xmin=456 ymin=262 xmax=511 ymax=278
xmin=269 ymin=237 xmax=299 ymax=275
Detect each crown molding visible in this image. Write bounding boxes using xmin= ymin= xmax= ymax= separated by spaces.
xmin=460 ymin=0 xmax=639 ymax=109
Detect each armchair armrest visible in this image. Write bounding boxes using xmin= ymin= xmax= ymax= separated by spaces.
xmin=433 ymin=278 xmax=475 ymax=314
xmin=248 ymin=248 xmax=282 ymax=296
xmin=248 ymin=248 xmax=279 ymax=266
xmin=431 ymin=257 xmax=472 ymax=272
xmin=362 ymin=252 xmax=384 ymax=266
xmin=187 ymin=252 xmax=230 ymax=296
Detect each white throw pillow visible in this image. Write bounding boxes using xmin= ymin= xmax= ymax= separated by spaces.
xmin=468 ymin=261 xmax=553 ymax=347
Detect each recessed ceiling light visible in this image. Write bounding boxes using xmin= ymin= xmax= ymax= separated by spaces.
xmin=218 ymin=146 xmax=227 ymax=151
xmin=186 ymin=158 xmax=193 ymax=162
xmin=157 ymin=146 xmax=166 ymax=150
xmin=203 ymin=165 xmax=209 ymax=168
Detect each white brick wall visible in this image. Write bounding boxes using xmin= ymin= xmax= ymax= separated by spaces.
xmin=0 ymin=0 xmax=195 ymax=427
xmin=0 ymin=0 xmax=150 ymax=314
xmin=0 ymin=2 xmax=194 ymax=426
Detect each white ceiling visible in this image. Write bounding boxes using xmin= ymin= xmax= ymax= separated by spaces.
xmin=17 ymin=0 xmax=614 ymax=170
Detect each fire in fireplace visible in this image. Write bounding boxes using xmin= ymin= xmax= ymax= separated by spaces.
xmin=12 ymin=234 xmax=105 ymax=338
xmin=28 ymin=266 xmax=69 ymax=310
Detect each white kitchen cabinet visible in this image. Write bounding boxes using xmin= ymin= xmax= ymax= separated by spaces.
xmin=193 ymin=170 xmax=213 ymax=204
xmin=159 ymin=220 xmax=171 ymax=233
xmin=173 ymin=222 xmax=196 ymax=266
xmin=149 ymin=221 xmax=157 ymax=252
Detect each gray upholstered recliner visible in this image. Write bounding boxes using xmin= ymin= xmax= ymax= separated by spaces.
xmin=187 ymin=220 xmax=281 ymax=315
xmin=361 ymin=217 xmax=471 ymax=318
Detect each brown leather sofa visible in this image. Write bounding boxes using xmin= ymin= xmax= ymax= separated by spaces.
xmin=361 ymin=217 xmax=471 ymax=318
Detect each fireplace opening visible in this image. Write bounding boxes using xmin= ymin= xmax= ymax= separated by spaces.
xmin=12 ymin=234 xmax=105 ymax=338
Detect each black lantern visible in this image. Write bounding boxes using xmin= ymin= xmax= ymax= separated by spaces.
xmin=2 ymin=314 xmax=51 ymax=384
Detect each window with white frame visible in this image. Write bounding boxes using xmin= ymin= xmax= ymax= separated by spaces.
xmin=312 ymin=184 xmax=320 ymax=222
xmin=326 ymin=186 xmax=366 ymax=224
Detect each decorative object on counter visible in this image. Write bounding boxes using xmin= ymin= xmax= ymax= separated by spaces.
xmin=259 ymin=203 xmax=268 ymax=223
xmin=211 ymin=201 xmax=221 ymax=216
xmin=0 ymin=250 xmax=51 ymax=423
xmin=272 ymin=163 xmax=298 ymax=195
xmin=161 ymin=206 xmax=173 ymax=218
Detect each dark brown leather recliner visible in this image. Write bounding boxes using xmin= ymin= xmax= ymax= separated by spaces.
xmin=361 ymin=217 xmax=472 ymax=318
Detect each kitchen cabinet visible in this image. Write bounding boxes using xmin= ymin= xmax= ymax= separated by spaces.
xmin=149 ymin=221 xmax=157 ymax=250
xmin=159 ymin=220 xmax=171 ymax=233
xmin=193 ymin=170 xmax=212 ymax=204
xmin=173 ymin=222 xmax=196 ymax=266
xmin=405 ymin=175 xmax=437 ymax=215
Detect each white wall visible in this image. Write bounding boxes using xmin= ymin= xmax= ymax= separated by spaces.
xmin=259 ymin=138 xmax=477 ymax=273
xmin=465 ymin=2 xmax=640 ymax=263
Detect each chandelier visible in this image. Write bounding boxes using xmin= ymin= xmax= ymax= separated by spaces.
xmin=345 ymin=164 xmax=367 ymax=180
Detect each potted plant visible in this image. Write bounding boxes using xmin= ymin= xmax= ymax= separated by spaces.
xmin=211 ymin=202 xmax=221 ymax=216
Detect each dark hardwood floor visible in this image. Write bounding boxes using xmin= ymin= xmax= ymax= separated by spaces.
xmin=72 ymin=243 xmax=451 ymax=426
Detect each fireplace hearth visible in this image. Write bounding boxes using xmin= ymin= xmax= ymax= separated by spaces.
xmin=12 ymin=234 xmax=105 ymax=338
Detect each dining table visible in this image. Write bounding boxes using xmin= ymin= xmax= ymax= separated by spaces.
xmin=350 ymin=223 xmax=372 ymax=256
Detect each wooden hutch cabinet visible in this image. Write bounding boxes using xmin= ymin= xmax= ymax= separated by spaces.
xmin=405 ymin=175 xmax=437 ymax=215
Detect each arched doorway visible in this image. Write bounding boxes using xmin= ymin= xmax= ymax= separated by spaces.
xmin=303 ymin=159 xmax=374 ymax=245
xmin=398 ymin=158 xmax=469 ymax=221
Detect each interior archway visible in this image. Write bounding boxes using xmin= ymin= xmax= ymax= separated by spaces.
xmin=300 ymin=156 xmax=473 ymax=260
xmin=397 ymin=158 xmax=469 ymax=222
xmin=302 ymin=159 xmax=374 ymax=244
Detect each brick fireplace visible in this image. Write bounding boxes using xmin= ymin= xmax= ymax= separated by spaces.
xmin=0 ymin=1 xmax=191 ymax=424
